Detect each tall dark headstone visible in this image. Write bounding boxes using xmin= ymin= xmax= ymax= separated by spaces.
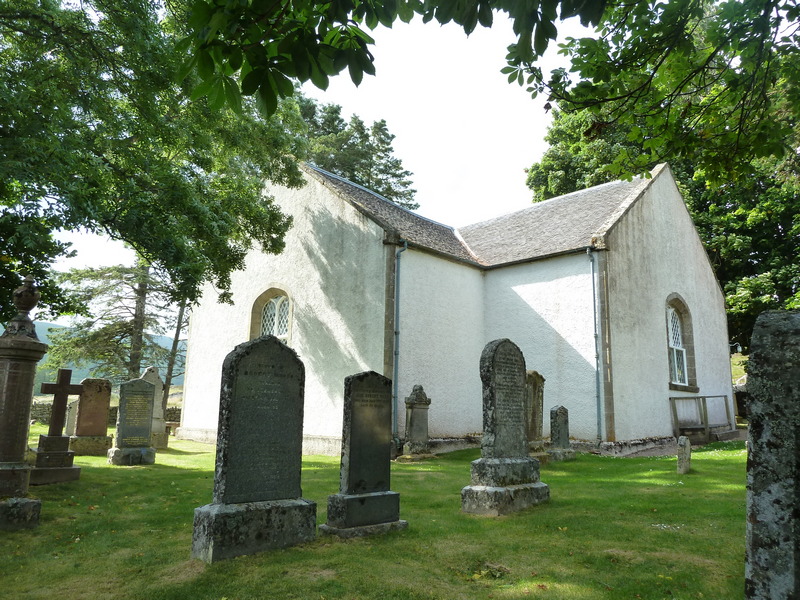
xmin=547 ymin=405 xmax=576 ymax=462
xmin=746 ymin=310 xmax=800 ymax=599
xmin=461 ymin=339 xmax=550 ymax=515
xmin=0 ymin=277 xmax=47 ymax=529
xmin=107 ymin=379 xmax=156 ymax=465
xmin=525 ymin=371 xmax=545 ymax=449
xmin=29 ymin=368 xmax=82 ymax=485
xmin=192 ymin=336 xmax=316 ymax=562
xmin=321 ymin=371 xmax=408 ymax=538
xmin=69 ymin=378 xmax=113 ymax=456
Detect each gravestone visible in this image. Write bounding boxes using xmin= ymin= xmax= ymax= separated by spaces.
xmin=29 ymin=368 xmax=83 ymax=485
xmin=745 ymin=310 xmax=800 ymax=599
xmin=525 ymin=371 xmax=545 ymax=449
xmin=107 ymin=378 xmax=156 ymax=465
xmin=192 ymin=336 xmax=316 ymax=562
xmin=0 ymin=277 xmax=48 ymax=529
xmin=547 ymin=405 xmax=576 ymax=462
xmin=69 ymin=378 xmax=113 ymax=456
xmin=461 ymin=339 xmax=550 ymax=515
xmin=140 ymin=367 xmax=168 ymax=450
xmin=321 ymin=371 xmax=408 ymax=538
xmin=400 ymin=384 xmax=432 ymax=458
xmin=64 ymin=400 xmax=78 ymax=437
xmin=677 ymin=436 xmax=691 ymax=475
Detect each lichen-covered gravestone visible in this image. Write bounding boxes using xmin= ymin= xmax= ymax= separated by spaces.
xmin=525 ymin=370 xmax=545 ymax=450
xmin=402 ymin=384 xmax=432 ymax=456
xmin=192 ymin=336 xmax=316 ymax=562
xmin=745 ymin=310 xmax=800 ymax=599
xmin=677 ymin=436 xmax=691 ymax=475
xmin=69 ymin=378 xmax=113 ymax=456
xmin=461 ymin=339 xmax=550 ymax=515
xmin=107 ymin=379 xmax=156 ymax=465
xmin=140 ymin=366 xmax=168 ymax=450
xmin=547 ymin=405 xmax=576 ymax=462
xmin=321 ymin=371 xmax=408 ymax=538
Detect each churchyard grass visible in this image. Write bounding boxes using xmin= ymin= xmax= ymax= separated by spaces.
xmin=7 ymin=426 xmax=745 ymax=600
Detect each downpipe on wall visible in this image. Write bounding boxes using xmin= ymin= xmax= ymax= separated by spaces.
xmin=392 ymin=239 xmax=408 ymax=444
xmin=588 ymin=248 xmax=603 ymax=443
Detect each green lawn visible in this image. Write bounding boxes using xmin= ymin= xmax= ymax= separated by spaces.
xmin=4 ymin=427 xmax=746 ymax=600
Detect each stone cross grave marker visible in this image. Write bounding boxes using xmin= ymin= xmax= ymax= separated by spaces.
xmin=461 ymin=339 xmax=550 ymax=515
xmin=140 ymin=366 xmax=168 ymax=449
xmin=0 ymin=276 xmax=48 ymax=529
xmin=192 ymin=336 xmax=316 ymax=562
xmin=745 ymin=310 xmax=800 ymax=600
xmin=321 ymin=371 xmax=408 ymax=537
xmin=548 ymin=405 xmax=576 ymax=461
xmin=29 ymin=368 xmax=82 ymax=485
xmin=107 ymin=378 xmax=156 ymax=465
xmin=70 ymin=378 xmax=113 ymax=456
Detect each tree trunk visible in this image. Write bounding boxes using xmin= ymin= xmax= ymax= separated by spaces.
xmin=162 ymin=298 xmax=187 ymax=411
xmin=128 ymin=263 xmax=149 ymax=380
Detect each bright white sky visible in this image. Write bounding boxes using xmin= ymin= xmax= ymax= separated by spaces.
xmin=56 ymin=15 xmax=583 ymax=271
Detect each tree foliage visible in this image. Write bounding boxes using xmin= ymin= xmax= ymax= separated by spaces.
xmin=527 ymin=109 xmax=800 ymax=349
xmin=1 ymin=0 xmax=308 ymax=321
xmin=43 ymin=262 xmax=188 ymax=383
xmin=300 ymin=96 xmax=418 ymax=209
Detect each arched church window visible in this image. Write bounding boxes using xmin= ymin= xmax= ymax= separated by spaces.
xmin=665 ymin=295 xmax=697 ymax=391
xmin=250 ymin=288 xmax=293 ymax=343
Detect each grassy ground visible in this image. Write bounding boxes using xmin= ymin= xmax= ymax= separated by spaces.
xmin=5 ymin=426 xmax=746 ymax=600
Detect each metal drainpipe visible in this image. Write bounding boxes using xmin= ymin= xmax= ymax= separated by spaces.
xmin=392 ymin=240 xmax=408 ymax=441
xmin=587 ymin=248 xmax=603 ymax=443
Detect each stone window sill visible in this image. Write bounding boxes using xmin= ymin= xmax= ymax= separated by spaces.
xmin=669 ymin=383 xmax=700 ymax=393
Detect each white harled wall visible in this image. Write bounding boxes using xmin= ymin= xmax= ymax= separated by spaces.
xmin=180 ymin=176 xmax=388 ymax=452
xmin=605 ymin=168 xmax=733 ymax=440
xmin=483 ymin=254 xmax=600 ymax=440
xmin=395 ymin=249 xmax=485 ymax=438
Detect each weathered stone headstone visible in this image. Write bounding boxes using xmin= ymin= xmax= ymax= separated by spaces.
xmin=29 ymin=368 xmax=83 ymax=485
xmin=321 ymin=371 xmax=408 ymax=538
xmin=525 ymin=371 xmax=545 ymax=448
xmin=547 ymin=405 xmax=576 ymax=462
xmin=745 ymin=310 xmax=800 ymax=599
xmin=140 ymin=366 xmax=168 ymax=450
xmin=192 ymin=336 xmax=316 ymax=562
xmin=64 ymin=400 xmax=78 ymax=437
xmin=401 ymin=384 xmax=432 ymax=457
xmin=69 ymin=378 xmax=113 ymax=456
xmin=107 ymin=378 xmax=156 ymax=465
xmin=677 ymin=436 xmax=691 ymax=475
xmin=0 ymin=277 xmax=48 ymax=529
xmin=461 ymin=339 xmax=550 ymax=515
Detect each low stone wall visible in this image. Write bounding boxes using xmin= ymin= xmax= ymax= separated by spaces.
xmin=31 ymin=402 xmax=181 ymax=427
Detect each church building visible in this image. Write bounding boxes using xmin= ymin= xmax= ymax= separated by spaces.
xmin=179 ymin=163 xmax=735 ymax=454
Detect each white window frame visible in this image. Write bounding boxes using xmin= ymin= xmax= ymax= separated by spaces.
xmin=260 ymin=295 xmax=291 ymax=342
xmin=667 ymin=306 xmax=688 ymax=385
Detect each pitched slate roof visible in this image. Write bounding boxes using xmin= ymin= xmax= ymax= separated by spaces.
xmin=303 ymin=163 xmax=661 ymax=268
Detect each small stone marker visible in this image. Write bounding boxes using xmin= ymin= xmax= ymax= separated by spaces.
xmin=29 ymin=368 xmax=82 ymax=485
xmin=401 ymin=384 xmax=432 ymax=457
xmin=0 ymin=277 xmax=48 ymax=529
xmin=677 ymin=436 xmax=691 ymax=474
xmin=525 ymin=371 xmax=545 ymax=449
xmin=64 ymin=400 xmax=78 ymax=437
xmin=107 ymin=378 xmax=156 ymax=465
xmin=192 ymin=336 xmax=316 ymax=562
xmin=321 ymin=371 xmax=408 ymax=538
xmin=461 ymin=339 xmax=550 ymax=516
xmin=140 ymin=366 xmax=168 ymax=449
xmin=547 ymin=405 xmax=576 ymax=461
xmin=745 ymin=310 xmax=800 ymax=599
xmin=69 ymin=378 xmax=113 ymax=456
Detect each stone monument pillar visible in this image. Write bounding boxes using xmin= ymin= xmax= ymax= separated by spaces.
xmin=0 ymin=277 xmax=48 ymax=529
xmin=461 ymin=339 xmax=550 ymax=516
xmin=29 ymin=368 xmax=83 ymax=484
xmin=140 ymin=366 xmax=168 ymax=449
xmin=401 ymin=384 xmax=432 ymax=457
xmin=321 ymin=371 xmax=408 ymax=538
xmin=745 ymin=310 xmax=800 ymax=599
xmin=547 ymin=405 xmax=576 ymax=462
xmin=677 ymin=436 xmax=691 ymax=475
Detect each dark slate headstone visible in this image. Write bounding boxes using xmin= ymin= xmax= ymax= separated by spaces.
xmin=461 ymin=339 xmax=549 ymax=515
xmin=746 ymin=310 xmax=800 ymax=599
xmin=321 ymin=371 xmax=407 ymax=537
xmin=525 ymin=371 xmax=545 ymax=446
xmin=107 ymin=379 xmax=156 ymax=465
xmin=192 ymin=336 xmax=316 ymax=562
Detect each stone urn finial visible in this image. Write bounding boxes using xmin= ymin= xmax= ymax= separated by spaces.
xmin=2 ymin=275 xmax=41 ymax=340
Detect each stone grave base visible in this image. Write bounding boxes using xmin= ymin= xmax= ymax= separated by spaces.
xmin=69 ymin=435 xmax=113 ymax=456
xmin=0 ymin=464 xmax=31 ymax=497
xmin=151 ymin=432 xmax=169 ymax=450
xmin=547 ymin=448 xmax=576 ymax=462
xmin=29 ymin=465 xmax=81 ymax=485
xmin=461 ymin=482 xmax=550 ymax=516
xmin=323 ymin=490 xmax=405 ymax=535
xmin=29 ymin=435 xmax=81 ymax=485
xmin=395 ymin=453 xmax=436 ymax=463
xmin=529 ymin=451 xmax=550 ymax=465
xmin=469 ymin=456 xmax=542 ymax=486
xmin=0 ymin=497 xmax=41 ymax=530
xmin=320 ymin=519 xmax=408 ymax=539
xmin=107 ymin=447 xmax=156 ymax=466
xmin=192 ymin=498 xmax=317 ymax=563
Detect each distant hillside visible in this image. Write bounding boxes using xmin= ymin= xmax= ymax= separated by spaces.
xmin=1 ymin=321 xmax=184 ymax=390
